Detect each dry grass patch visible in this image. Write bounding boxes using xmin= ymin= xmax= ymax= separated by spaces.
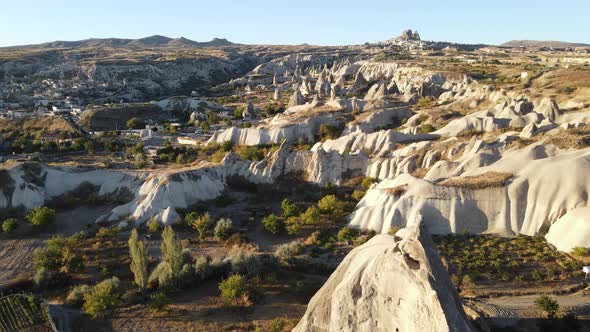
xmin=411 ymin=168 xmax=429 ymax=179
xmin=544 ymin=127 xmax=590 ymax=149
xmin=383 ymin=185 xmax=407 ymax=197
xmin=438 ymin=172 xmax=513 ymax=189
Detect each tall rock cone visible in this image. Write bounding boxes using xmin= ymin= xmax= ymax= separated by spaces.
xmin=294 ymin=219 xmax=475 ymax=332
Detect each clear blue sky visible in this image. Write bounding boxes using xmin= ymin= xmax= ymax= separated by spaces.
xmin=2 ymin=0 xmax=589 ymax=47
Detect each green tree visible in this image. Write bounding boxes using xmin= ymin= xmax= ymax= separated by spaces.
xmin=83 ymin=277 xmax=120 ymax=319
xmin=126 ymin=117 xmax=144 ymax=130
xmin=262 ymin=214 xmax=283 ymax=234
xmin=338 ymin=227 xmax=357 ymax=244
xmin=214 ymin=218 xmax=233 ymax=241
xmin=128 ymin=229 xmax=149 ymax=291
xmin=150 ymin=292 xmax=170 ymax=312
xmin=317 ymin=195 xmax=346 ymax=218
xmin=219 ymin=274 xmax=250 ymax=305
xmin=189 ymin=212 xmax=212 ymax=242
xmin=221 ymin=140 xmax=234 ymax=152
xmin=281 ymin=198 xmax=299 ymax=218
xmin=161 ymin=226 xmax=183 ymax=283
xmin=300 ymin=206 xmax=320 ymax=225
xmin=351 ymin=190 xmax=366 ymax=201
xmin=535 ymin=295 xmax=559 ymax=319
xmin=26 ymin=206 xmax=55 ymax=228
xmin=2 ymin=218 xmax=18 ymax=234
xmin=148 ymin=218 xmax=160 ymax=233
xmin=360 ymin=177 xmax=377 ymax=190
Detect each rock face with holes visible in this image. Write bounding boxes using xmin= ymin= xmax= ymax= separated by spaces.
xmin=293 ymin=221 xmax=474 ymax=332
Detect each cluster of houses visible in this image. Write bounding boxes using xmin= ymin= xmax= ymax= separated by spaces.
xmin=0 ymin=76 xmax=144 ymax=120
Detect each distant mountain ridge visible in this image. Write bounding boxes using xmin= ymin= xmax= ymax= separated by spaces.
xmin=1 ymin=35 xmax=237 ymax=49
xmin=501 ymin=40 xmax=590 ymax=48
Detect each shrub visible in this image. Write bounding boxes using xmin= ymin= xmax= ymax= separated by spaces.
xmin=26 ymin=206 xmax=55 ymax=228
xmin=531 ymin=269 xmax=546 ymax=282
xmin=214 ymin=218 xmax=233 ymax=241
xmin=189 ymin=212 xmax=212 ymax=241
xmin=317 ymin=195 xmax=347 ymax=218
xmin=148 ymin=261 xmax=172 ymax=289
xmin=96 ymin=226 xmax=121 ymax=239
xmin=571 ymin=246 xmax=588 ymax=257
xmin=417 ymin=96 xmax=434 ymax=107
xmin=461 ymin=274 xmax=475 ymax=288
xmin=63 ymin=254 xmax=85 ymax=273
xmin=221 ymin=140 xmax=234 ymax=152
xmin=224 ymin=233 xmax=248 ymax=248
xmin=535 ymin=295 xmax=559 ymax=318
xmin=281 ymin=199 xmax=299 ymax=218
xmin=318 ymin=124 xmax=340 ymax=141
xmin=235 ymin=145 xmax=266 ymax=161
xmin=219 ymin=274 xmax=251 ymax=306
xmin=275 ymin=241 xmax=302 ymax=265
xmin=360 ymin=177 xmax=377 ymax=190
xmin=147 ymin=218 xmax=160 ymax=233
xmin=150 ymin=292 xmax=170 ymax=312
xmin=83 ymin=277 xmax=120 ymax=319
xmin=286 ymin=217 xmax=302 ymax=235
xmin=419 ymin=124 xmax=435 ymax=134
xmin=228 ymin=245 xmax=261 ymax=277
xmin=33 ymin=267 xmax=49 ymax=288
xmin=33 ymin=246 xmax=63 ymax=272
xmin=66 ymin=284 xmax=91 ymax=306
xmin=262 ymin=214 xmax=283 ymax=234
xmin=194 ymin=255 xmax=212 ymax=280
xmin=300 ymin=206 xmax=320 ymax=225
xmin=351 ymin=190 xmax=366 ymax=201
xmin=268 ymin=318 xmax=287 ymax=332
xmin=337 ymin=227 xmax=357 ymax=244
xmin=1 ymin=218 xmax=17 ymax=234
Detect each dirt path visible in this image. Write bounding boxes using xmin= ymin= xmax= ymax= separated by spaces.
xmin=471 ymin=292 xmax=590 ymax=318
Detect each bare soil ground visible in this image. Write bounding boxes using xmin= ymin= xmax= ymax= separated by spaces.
xmin=97 ymin=279 xmax=304 ymax=332
xmin=0 ymin=239 xmax=44 ymax=283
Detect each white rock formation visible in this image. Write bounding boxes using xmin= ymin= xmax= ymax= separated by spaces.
xmin=545 ymin=207 xmax=590 ymax=252
xmin=152 ymin=206 xmax=181 ymax=225
xmin=294 ymin=223 xmax=474 ymax=332
xmin=349 ymin=145 xmax=590 ymax=239
xmin=312 ymin=129 xmax=438 ymax=157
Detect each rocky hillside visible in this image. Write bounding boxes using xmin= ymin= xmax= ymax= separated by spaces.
xmin=501 ymin=40 xmax=590 ymax=48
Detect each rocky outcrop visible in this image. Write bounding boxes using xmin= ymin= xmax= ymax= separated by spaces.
xmin=287 ymin=90 xmax=305 ymax=108
xmin=294 ymin=222 xmax=474 ymax=332
xmin=207 ymin=112 xmax=342 ymax=146
xmin=545 ymin=207 xmax=590 ymax=252
xmin=349 ymin=145 xmax=590 ymax=239
xmin=398 ymin=29 xmax=421 ymax=41
xmin=343 ymin=107 xmax=413 ymax=134
xmin=243 ymin=101 xmax=257 ymax=118
xmin=312 ymin=129 xmax=438 ymax=156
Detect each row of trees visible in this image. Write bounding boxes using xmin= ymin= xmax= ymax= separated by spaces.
xmin=261 ymin=195 xmax=353 ymax=235
xmin=2 ymin=206 xmax=56 ymax=236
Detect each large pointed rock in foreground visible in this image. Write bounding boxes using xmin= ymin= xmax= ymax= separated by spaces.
xmin=294 ymin=221 xmax=474 ymax=332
